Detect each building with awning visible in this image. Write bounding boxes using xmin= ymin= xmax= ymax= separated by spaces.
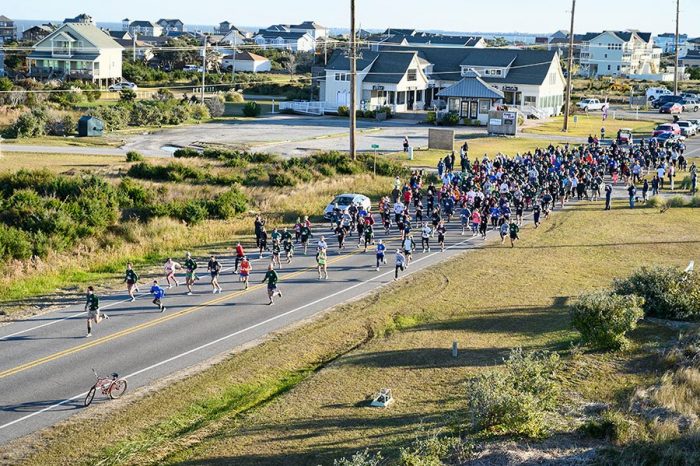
xmin=437 ymin=70 xmax=504 ymax=124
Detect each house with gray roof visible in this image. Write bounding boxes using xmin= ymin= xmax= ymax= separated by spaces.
xmin=23 ymin=24 xmax=56 ymax=43
xmin=382 ymin=33 xmax=485 ymax=48
xmin=156 ymin=19 xmax=184 ymax=34
xmin=578 ymin=31 xmax=661 ymax=78
xmin=253 ymin=30 xmax=314 ymax=52
xmin=27 ymin=22 xmax=123 ymax=84
xmin=128 ymin=20 xmax=163 ymax=37
xmin=320 ymin=45 xmax=565 ymax=117
xmin=0 ymin=15 xmax=16 ymax=43
xmin=437 ymin=70 xmax=504 ymax=124
xmin=289 ymin=21 xmax=328 ymax=42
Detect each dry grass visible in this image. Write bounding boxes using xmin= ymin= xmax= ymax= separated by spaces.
xmin=0 ymin=152 xmax=126 ymax=174
xmin=0 ymin=135 xmax=124 ymax=148
xmin=10 ymin=201 xmax=700 ymax=466
xmin=523 ymin=115 xmax=660 ymax=138
xmin=652 ymin=368 xmax=700 ymax=418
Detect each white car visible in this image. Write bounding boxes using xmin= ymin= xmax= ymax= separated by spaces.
xmin=577 ymin=98 xmax=605 ymax=111
xmin=647 ymin=87 xmax=672 ymax=102
xmin=183 ymin=65 xmax=205 ymax=72
xmin=676 ymin=121 xmax=696 ymax=137
xmin=108 ymin=81 xmax=138 ymax=92
xmin=324 ymin=193 xmax=371 ymax=219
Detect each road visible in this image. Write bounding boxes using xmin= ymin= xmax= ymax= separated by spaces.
xmin=0 ymin=213 xmax=526 ymax=445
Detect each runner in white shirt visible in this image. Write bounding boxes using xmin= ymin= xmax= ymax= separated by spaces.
xmin=164 ymin=258 xmax=181 ymax=288
xmin=420 ymin=222 xmax=432 ymax=252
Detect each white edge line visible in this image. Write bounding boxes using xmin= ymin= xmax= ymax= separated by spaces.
xmin=0 ymin=233 xmax=481 ymax=432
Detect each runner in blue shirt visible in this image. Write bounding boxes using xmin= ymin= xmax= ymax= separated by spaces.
xmin=375 ymin=239 xmax=386 ymax=271
xmin=150 ymin=280 xmax=166 ymax=313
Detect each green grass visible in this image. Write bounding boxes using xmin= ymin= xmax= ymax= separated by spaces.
xmin=11 ymin=201 xmax=700 ymax=465
xmin=524 ymin=115 xmax=661 ymax=138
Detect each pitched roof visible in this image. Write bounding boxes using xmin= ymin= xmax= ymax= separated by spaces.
xmin=35 ymin=22 xmax=123 ymax=50
xmin=130 ymin=20 xmax=158 ymax=28
xmin=437 ymin=71 xmax=504 ymax=99
xmin=365 ymin=51 xmax=418 ymax=83
xmin=380 ymin=45 xmax=558 ymax=85
xmin=0 ymin=15 xmax=12 ymax=22
xmin=224 ymin=51 xmax=269 ymax=61
xmin=291 ymin=21 xmax=326 ymax=30
xmin=386 ymin=33 xmax=483 ymax=47
xmin=257 ymin=31 xmax=308 ymax=40
xmin=581 ymin=31 xmax=653 ymax=43
xmin=157 ymin=19 xmax=183 ymax=26
xmin=326 ymin=49 xmax=379 ymax=71
xmin=383 ymin=28 xmax=416 ymax=36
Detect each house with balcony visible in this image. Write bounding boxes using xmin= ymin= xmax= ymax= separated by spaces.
xmin=320 ymin=46 xmax=564 ymax=117
xmin=289 ymin=21 xmax=328 ymax=42
xmin=156 ymin=19 xmax=184 ymax=34
xmin=578 ymin=31 xmax=661 ymax=78
xmin=128 ymin=20 xmax=163 ymax=38
xmin=654 ymin=32 xmax=687 ymax=54
xmin=0 ymin=15 xmax=16 ymax=43
xmin=253 ymin=31 xmax=314 ymax=52
xmin=27 ymin=22 xmax=123 ymax=84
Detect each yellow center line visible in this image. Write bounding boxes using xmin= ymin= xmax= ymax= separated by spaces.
xmin=0 ymin=234 xmax=397 ymax=381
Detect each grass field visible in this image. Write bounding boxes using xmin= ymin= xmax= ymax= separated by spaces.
xmin=389 ymin=136 xmax=570 ymax=168
xmin=10 ymin=199 xmax=699 ymax=466
xmin=0 ymin=152 xmax=126 ymax=173
xmin=0 ymin=135 xmax=124 ymax=148
xmin=523 ymin=115 xmax=661 ymax=138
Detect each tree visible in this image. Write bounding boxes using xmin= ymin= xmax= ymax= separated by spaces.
xmin=120 ymin=89 xmax=137 ymax=102
xmin=282 ymin=53 xmax=297 ymax=79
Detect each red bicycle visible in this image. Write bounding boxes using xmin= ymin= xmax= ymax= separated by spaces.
xmin=84 ymin=369 xmax=128 ymax=407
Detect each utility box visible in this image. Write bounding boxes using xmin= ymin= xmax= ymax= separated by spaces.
xmin=487 ymin=110 xmax=518 ymax=136
xmin=428 ymin=128 xmax=455 ymax=150
xmin=78 ymin=116 xmax=104 ymax=137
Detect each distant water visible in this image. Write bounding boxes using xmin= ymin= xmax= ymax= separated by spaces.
xmin=13 ymin=19 xmax=219 ymax=38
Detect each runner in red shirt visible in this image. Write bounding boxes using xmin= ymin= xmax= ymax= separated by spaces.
xmin=234 ymin=242 xmax=245 ymax=273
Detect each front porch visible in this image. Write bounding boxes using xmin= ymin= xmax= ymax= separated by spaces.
xmin=362 ymin=85 xmax=428 ymax=113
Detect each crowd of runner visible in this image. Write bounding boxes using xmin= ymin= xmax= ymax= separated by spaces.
xmin=83 ymin=137 xmax=698 ymax=336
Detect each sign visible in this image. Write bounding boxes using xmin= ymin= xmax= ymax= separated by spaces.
xmin=503 ymin=111 xmax=516 ymax=119
xmin=371 ymin=144 xmax=380 ymax=149
xmin=502 ymin=86 xmax=519 ymax=92
xmin=372 ymin=85 xmax=385 ymax=91
xmin=489 ymin=118 xmax=503 ymax=126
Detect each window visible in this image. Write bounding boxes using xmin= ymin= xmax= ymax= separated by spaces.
xmin=607 ymin=65 xmax=611 ymax=70
xmin=397 ymin=91 xmax=406 ymax=105
xmin=407 ymin=69 xmax=417 ymax=81
xmin=334 ymin=72 xmax=350 ymax=81
xmin=524 ymin=95 xmax=537 ymax=105
xmin=549 ymin=72 xmax=556 ymax=85
xmin=416 ymin=90 xmax=423 ymax=101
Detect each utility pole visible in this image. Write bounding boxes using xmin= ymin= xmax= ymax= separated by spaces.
xmin=349 ymin=0 xmax=357 ymax=160
xmin=562 ymin=0 xmax=576 ymax=133
xmin=674 ymin=0 xmax=680 ymax=95
xmin=132 ymin=32 xmax=137 ymax=62
xmin=201 ymin=37 xmax=206 ymax=102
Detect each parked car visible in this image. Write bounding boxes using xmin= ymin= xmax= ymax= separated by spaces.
xmin=652 ymin=123 xmax=681 ymax=137
xmin=108 ymin=81 xmax=137 ymax=92
xmin=652 ymin=94 xmax=684 ymax=108
xmin=676 ymin=121 xmax=696 ymax=137
xmin=182 ymin=64 xmax=205 ymax=72
xmin=681 ymin=92 xmax=699 ymax=100
xmin=647 ymin=87 xmax=672 ymax=102
xmin=577 ymin=98 xmax=605 ymax=111
xmin=660 ymin=102 xmax=683 ymax=114
xmin=686 ymin=118 xmax=700 ymax=130
xmin=650 ymin=133 xmax=685 ymax=147
xmin=323 ymin=194 xmax=372 ymax=220
xmin=681 ymin=98 xmax=700 ymax=112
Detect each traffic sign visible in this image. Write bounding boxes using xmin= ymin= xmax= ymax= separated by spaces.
xmin=371 ymin=144 xmax=380 ymax=149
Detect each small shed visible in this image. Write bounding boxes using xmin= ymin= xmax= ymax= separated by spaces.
xmin=437 ymin=70 xmax=504 ymax=125
xmin=78 ymin=116 xmax=104 ymax=137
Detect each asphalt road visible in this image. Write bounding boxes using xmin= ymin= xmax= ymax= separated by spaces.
xmin=0 ymin=213 xmax=528 ymax=445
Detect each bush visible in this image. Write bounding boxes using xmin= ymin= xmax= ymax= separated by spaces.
xmin=613 ymin=267 xmax=700 ymax=321
xmin=426 ymin=111 xmax=437 ymax=124
xmin=205 ymin=188 xmax=248 ymax=219
xmin=3 ymin=108 xmax=47 ymax=138
xmin=334 ymin=449 xmax=383 ymax=466
xmin=45 ymin=114 xmax=76 ymax=136
xmin=465 ymin=349 xmax=561 ymax=438
xmin=337 ymin=105 xmax=349 ymax=117
xmin=224 ymin=91 xmax=245 ymax=103
xmin=120 ymin=89 xmax=137 ymax=102
xmin=204 ymin=95 xmax=226 ymax=117
xmin=439 ymin=112 xmax=460 ymax=126
xmin=190 ymin=103 xmax=210 ymax=120
xmin=173 ymin=148 xmax=201 ymax=158
xmin=570 ymin=291 xmax=645 ymax=349
xmin=126 ymin=151 xmax=144 ymax=162
xmin=88 ymin=105 xmax=130 ymax=131
xmin=175 ymin=200 xmax=208 ymax=225
xmin=152 ymin=88 xmax=174 ymax=102
xmin=0 ymin=224 xmax=33 ymax=260
xmin=242 ymin=166 xmax=266 ymax=186
xmin=242 ymin=101 xmax=262 ymax=117
xmin=268 ymin=170 xmax=297 ymax=187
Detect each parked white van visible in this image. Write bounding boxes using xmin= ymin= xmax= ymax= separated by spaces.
xmin=646 ymin=87 xmax=672 ymax=102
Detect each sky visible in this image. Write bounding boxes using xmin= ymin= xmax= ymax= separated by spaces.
xmin=3 ymin=0 xmax=698 ymax=36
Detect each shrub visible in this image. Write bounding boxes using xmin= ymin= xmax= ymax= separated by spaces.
xmin=439 ymin=112 xmax=460 ymax=126
xmin=334 ymin=449 xmax=383 ymax=466
xmin=88 ymin=105 xmax=130 ymax=131
xmin=166 ymin=104 xmax=191 ymax=125
xmin=129 ymin=101 xmax=165 ymax=126
xmin=426 ymin=111 xmax=437 ymax=124
xmin=120 ymin=89 xmax=137 ymax=102
xmin=152 ymin=88 xmax=174 ymax=102
xmin=465 ymin=349 xmax=561 ymax=438
xmin=3 ymin=109 xmax=47 ymax=138
xmin=242 ymin=166 xmax=266 ymax=186
xmin=570 ymin=291 xmax=644 ymax=349
xmin=205 ymin=188 xmax=248 ymax=219
xmin=176 ymin=200 xmax=208 ymax=225
xmin=613 ymin=267 xmax=700 ymax=321
xmin=268 ymin=170 xmax=297 ymax=187
xmin=337 ymin=106 xmax=349 ymax=117
xmin=242 ymin=101 xmax=262 ymax=117
xmin=126 ymin=151 xmax=144 ymax=162
xmin=173 ymin=148 xmax=201 ymax=158
xmin=224 ymin=91 xmax=245 ymax=103
xmin=0 ymin=225 xmax=33 ymax=260
xmin=190 ymin=103 xmax=210 ymax=120
xmin=204 ymin=95 xmax=226 ymax=117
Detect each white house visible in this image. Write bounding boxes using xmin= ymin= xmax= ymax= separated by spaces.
xmin=128 ymin=20 xmax=163 ymax=38
xmin=220 ymin=29 xmax=246 ymax=46
xmin=222 ymin=52 xmax=271 ymax=73
xmin=320 ymin=46 xmax=565 ymax=117
xmin=289 ymin=21 xmax=328 ymax=42
xmin=27 ymin=22 xmax=123 ymax=84
xmin=156 ymin=19 xmax=184 ymax=34
xmin=578 ymin=31 xmax=661 ymax=78
xmin=253 ymin=31 xmax=314 ymax=52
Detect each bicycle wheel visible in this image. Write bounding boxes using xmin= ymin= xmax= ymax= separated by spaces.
xmin=109 ymin=379 xmax=127 ymax=399
xmin=84 ymin=386 xmax=96 ymax=407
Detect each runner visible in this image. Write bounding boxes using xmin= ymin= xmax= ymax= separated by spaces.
xmin=533 ymin=202 xmax=542 ymax=228
xmin=239 ymin=256 xmax=251 ymax=289
xmin=149 ymin=280 xmax=167 ymax=312
xmin=402 ymin=234 xmax=416 ymax=266
xmin=436 ymin=220 xmax=447 ymax=252
xmin=85 ymin=286 xmax=108 ymax=337
xmin=207 ymin=255 xmax=223 ymax=294
xmin=164 ymin=258 xmax=181 ymax=288
xmin=271 ymin=239 xmax=282 ymax=269
xmin=471 ymin=209 xmax=481 ymax=237
xmin=300 ymin=222 xmax=312 ymax=255
xmin=509 ymin=221 xmax=520 ymax=248
xmin=420 ymin=222 xmax=432 ymax=252
xmin=499 ymin=221 xmax=509 ymax=244
xmin=283 ymin=234 xmax=294 ymax=264
xmin=316 ymin=248 xmax=328 ymax=280
xmin=233 ymin=242 xmax=245 ymax=273
xmin=183 ymin=252 xmax=198 ymax=296
xmin=258 ymin=226 xmax=268 ymax=259
xmin=363 ymin=223 xmax=374 ymax=252
xmin=262 ymin=264 xmax=282 ymax=305
xmin=460 ymin=205 xmax=471 ymax=236
xmin=124 ymin=263 xmax=139 ymax=302
xmin=394 ymin=248 xmax=406 ymax=281
xmin=375 ymin=239 xmax=387 ymax=271
xmin=254 ymin=215 xmax=265 ymax=249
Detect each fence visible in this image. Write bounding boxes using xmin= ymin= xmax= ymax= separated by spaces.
xmin=278 ymin=101 xmax=326 ymax=116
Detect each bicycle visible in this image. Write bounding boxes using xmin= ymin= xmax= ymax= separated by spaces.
xmin=84 ymin=369 xmax=128 ymax=407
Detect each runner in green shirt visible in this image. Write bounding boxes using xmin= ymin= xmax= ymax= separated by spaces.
xmin=262 ymin=264 xmax=282 ymax=305
xmin=184 ymin=252 xmax=198 ymax=296
xmin=85 ymin=286 xmax=108 ymax=337
xmin=509 ymin=221 xmax=520 ymax=248
xmin=317 ymin=248 xmax=328 ymax=280
xmin=124 ymin=263 xmax=139 ymax=302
